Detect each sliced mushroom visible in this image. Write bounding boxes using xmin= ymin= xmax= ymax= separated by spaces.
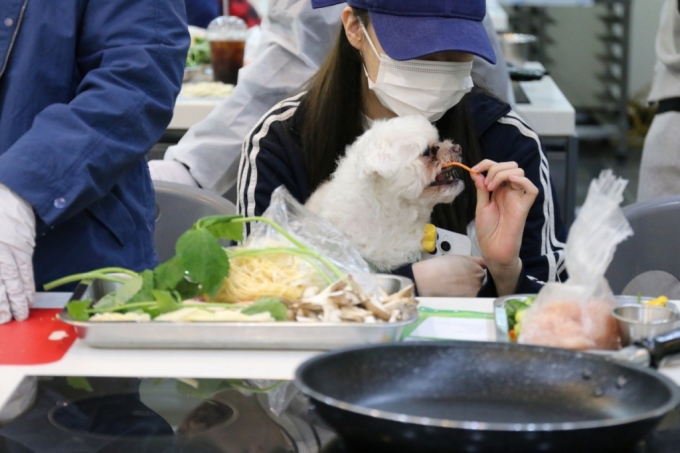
xmin=302 ymin=286 xmax=320 ymax=299
xmin=388 ymin=309 xmax=400 ymax=323
xmin=299 ymin=302 xmax=324 ymax=313
xmin=363 ymin=296 xmax=391 ymax=321
xmin=339 ymin=306 xmax=371 ymax=323
xmin=383 ymin=297 xmax=417 ymax=312
xmin=345 ymin=275 xmax=370 ymax=303
xmin=300 ymin=307 xmax=321 ymax=321
xmin=296 ymin=316 xmax=317 ymax=323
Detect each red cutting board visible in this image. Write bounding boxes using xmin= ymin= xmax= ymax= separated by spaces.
xmin=0 ymin=309 xmax=77 ymax=365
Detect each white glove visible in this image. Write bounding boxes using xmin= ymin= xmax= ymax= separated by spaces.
xmin=148 ymin=160 xmax=199 ymax=187
xmin=0 ymin=184 xmax=36 ymax=324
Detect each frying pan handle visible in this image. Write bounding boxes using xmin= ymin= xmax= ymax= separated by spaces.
xmin=636 ymin=327 xmax=680 ymax=368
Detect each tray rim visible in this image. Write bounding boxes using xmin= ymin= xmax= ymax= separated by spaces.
xmin=58 ymin=277 xmax=420 ymax=330
xmin=56 ymin=309 xmax=419 ymax=329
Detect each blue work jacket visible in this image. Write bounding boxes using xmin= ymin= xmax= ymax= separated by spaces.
xmin=0 ymin=0 xmax=189 ymax=288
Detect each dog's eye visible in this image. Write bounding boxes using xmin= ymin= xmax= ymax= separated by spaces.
xmin=422 ymin=146 xmax=438 ymax=158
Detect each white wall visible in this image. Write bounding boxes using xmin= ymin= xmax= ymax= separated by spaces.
xmin=533 ymin=0 xmax=664 ymax=108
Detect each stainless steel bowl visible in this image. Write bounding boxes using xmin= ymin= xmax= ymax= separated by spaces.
xmin=375 ymin=274 xmax=412 ymax=295
xmin=499 ymin=33 xmax=537 ymax=67
xmin=612 ymin=304 xmax=680 ymax=346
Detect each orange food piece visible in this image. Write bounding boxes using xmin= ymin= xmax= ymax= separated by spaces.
xmin=441 ymin=161 xmax=478 ymax=176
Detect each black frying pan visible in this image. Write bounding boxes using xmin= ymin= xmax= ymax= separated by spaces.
xmin=295 ymin=342 xmax=680 ymax=453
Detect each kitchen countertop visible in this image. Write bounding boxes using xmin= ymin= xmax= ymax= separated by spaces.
xmin=1 ymin=294 xmax=679 ymax=413
xmin=515 ymin=62 xmax=576 ymax=137
xmin=168 ymin=94 xmax=225 ymax=130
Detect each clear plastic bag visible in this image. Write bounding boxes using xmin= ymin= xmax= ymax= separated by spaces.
xmin=518 ymin=170 xmax=633 ymax=350
xmin=237 ymin=186 xmax=379 ymax=296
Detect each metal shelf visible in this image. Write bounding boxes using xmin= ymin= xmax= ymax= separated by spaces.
xmin=508 ymin=0 xmax=632 ymax=158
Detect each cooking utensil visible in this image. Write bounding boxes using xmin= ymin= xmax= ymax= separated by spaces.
xmin=58 ymin=275 xmax=418 ymax=350
xmin=499 ymin=33 xmax=537 ymax=67
xmin=613 ymin=304 xmax=680 ymax=346
xmin=296 ymin=342 xmax=680 ymax=453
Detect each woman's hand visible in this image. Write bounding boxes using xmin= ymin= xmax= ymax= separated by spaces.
xmin=412 ymin=255 xmax=486 ymax=297
xmin=471 ymin=160 xmax=538 ymax=295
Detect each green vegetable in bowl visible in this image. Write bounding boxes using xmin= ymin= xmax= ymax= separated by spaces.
xmin=505 ymin=295 xmax=535 ymax=341
xmin=186 ymin=37 xmax=211 ymax=67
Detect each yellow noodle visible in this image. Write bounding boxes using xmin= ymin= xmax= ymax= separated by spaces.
xmin=214 ymin=253 xmax=326 ymax=303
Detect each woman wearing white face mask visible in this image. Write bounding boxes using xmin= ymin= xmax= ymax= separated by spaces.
xmin=237 ymin=0 xmax=568 ymax=298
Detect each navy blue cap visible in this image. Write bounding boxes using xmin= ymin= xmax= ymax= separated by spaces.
xmin=311 ymin=0 xmax=496 ymax=64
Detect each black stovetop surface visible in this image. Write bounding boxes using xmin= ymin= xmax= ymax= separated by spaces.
xmin=0 ymin=377 xmax=678 ymax=453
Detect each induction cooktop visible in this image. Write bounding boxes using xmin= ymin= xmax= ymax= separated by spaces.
xmin=0 ymin=376 xmax=678 ymax=453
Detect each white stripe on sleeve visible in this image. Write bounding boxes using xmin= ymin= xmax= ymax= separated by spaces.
xmin=236 ymin=92 xmax=307 ymax=220
xmin=498 ymin=113 xmax=566 ymax=282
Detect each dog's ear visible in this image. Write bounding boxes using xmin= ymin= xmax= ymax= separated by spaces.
xmin=362 ymin=139 xmax=402 ymax=179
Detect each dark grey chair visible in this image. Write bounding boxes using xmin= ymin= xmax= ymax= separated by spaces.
xmin=153 ymin=181 xmax=236 ymax=263
xmin=605 ymin=195 xmax=680 ymax=294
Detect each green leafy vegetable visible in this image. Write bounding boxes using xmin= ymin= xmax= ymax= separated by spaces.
xmin=67 ymin=300 xmax=92 ymax=321
xmin=93 ymin=274 xmax=144 ymax=309
xmin=127 ymin=270 xmax=155 ymax=304
xmin=241 ymin=297 xmax=288 ymax=321
xmin=195 ymin=215 xmax=244 ymax=241
xmin=152 ymin=290 xmax=182 ymax=314
xmin=505 ymin=298 xmax=531 ymax=331
xmin=154 ymin=256 xmax=186 ymax=291
xmin=176 ymin=229 xmax=230 ymax=298
xmin=174 ymin=278 xmax=201 ymax=300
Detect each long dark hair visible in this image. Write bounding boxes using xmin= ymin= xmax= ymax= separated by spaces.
xmin=300 ymin=9 xmax=482 ymax=234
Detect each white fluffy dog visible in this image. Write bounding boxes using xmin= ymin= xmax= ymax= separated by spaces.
xmin=305 ymin=115 xmax=465 ymax=272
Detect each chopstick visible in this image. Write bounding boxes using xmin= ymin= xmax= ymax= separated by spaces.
xmin=441 ymin=161 xmax=478 ymax=176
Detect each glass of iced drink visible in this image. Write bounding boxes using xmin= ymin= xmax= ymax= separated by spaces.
xmin=206 ymin=16 xmax=248 ymax=85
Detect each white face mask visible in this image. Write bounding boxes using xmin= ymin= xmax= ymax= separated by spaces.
xmin=360 ymin=22 xmax=474 ymax=122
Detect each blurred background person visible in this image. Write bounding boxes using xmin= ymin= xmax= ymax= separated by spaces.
xmin=637 ymin=0 xmax=680 ymax=202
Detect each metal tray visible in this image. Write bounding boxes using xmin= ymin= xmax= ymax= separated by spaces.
xmin=494 ymin=294 xmax=678 ymax=344
xmin=58 ymin=275 xmax=418 ymax=350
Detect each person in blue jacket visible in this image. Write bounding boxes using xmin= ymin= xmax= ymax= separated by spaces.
xmin=185 ymin=0 xmax=221 ymax=29
xmin=237 ymin=0 xmax=568 ymax=298
xmin=0 ymin=0 xmax=190 ymax=323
